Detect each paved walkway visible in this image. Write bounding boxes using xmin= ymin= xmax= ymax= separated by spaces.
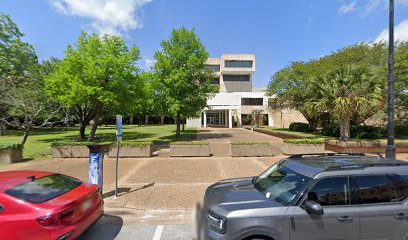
xmin=197 ymin=127 xmax=284 ymax=156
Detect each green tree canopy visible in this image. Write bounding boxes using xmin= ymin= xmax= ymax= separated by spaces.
xmin=153 ymin=27 xmax=216 ymax=138
xmin=45 ymin=32 xmax=142 ymax=141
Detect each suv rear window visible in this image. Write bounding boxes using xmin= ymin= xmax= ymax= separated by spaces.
xmin=5 ymin=174 xmax=82 ymax=203
xmin=355 ymin=175 xmax=399 ymax=204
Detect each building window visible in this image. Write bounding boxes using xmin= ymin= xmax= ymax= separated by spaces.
xmin=225 ymin=60 xmax=253 ymax=68
xmin=205 ymin=65 xmax=220 ymax=72
xmin=223 ymin=75 xmax=250 ymax=82
xmin=211 ymin=78 xmax=220 ymax=84
xmin=241 ymin=98 xmax=263 ymax=106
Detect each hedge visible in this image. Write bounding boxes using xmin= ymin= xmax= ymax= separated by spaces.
xmin=51 ymin=141 xmax=113 ymax=147
xmin=322 ymin=125 xmax=384 ymax=139
xmin=0 ymin=143 xmax=24 ymax=151
xmin=170 ymin=141 xmax=209 ymax=145
xmin=231 ymin=141 xmax=271 ymax=145
xmin=289 ymin=122 xmax=310 ymax=133
xmin=283 ymin=138 xmax=326 ymax=144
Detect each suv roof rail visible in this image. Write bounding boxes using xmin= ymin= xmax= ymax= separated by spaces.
xmin=325 ymin=162 xmax=408 ymax=171
xmin=287 ymin=153 xmax=365 ymax=159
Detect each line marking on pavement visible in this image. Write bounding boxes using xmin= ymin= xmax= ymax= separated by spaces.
xmin=152 ymin=225 xmax=164 ymax=240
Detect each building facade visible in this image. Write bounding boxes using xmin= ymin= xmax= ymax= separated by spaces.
xmin=186 ymin=54 xmax=307 ymax=128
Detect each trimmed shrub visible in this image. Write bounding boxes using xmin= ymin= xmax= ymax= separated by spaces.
xmin=283 ymin=138 xmax=326 ymax=144
xmin=321 ymin=125 xmax=383 ymax=139
xmin=231 ymin=141 xmax=271 ymax=145
xmin=117 ymin=141 xmax=153 ymax=147
xmin=170 ymin=141 xmax=209 ymax=145
xmin=51 ymin=141 xmax=113 ymax=147
xmin=289 ymin=122 xmax=310 ymax=132
xmin=0 ymin=143 xmax=24 ymax=151
xmin=396 ymin=124 xmax=408 ymax=137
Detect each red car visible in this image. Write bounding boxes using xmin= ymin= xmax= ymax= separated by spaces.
xmin=0 ymin=171 xmax=104 ymax=240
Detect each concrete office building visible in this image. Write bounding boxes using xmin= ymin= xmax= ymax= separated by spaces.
xmin=186 ymin=54 xmax=307 ymax=128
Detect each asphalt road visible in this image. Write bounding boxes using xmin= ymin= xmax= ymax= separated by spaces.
xmin=79 ymin=215 xmax=197 ymax=240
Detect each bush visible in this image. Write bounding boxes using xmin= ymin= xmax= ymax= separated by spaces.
xmin=284 ymin=138 xmax=326 ymax=144
xmin=396 ymin=124 xmax=408 ymax=137
xmin=231 ymin=142 xmax=271 ymax=145
xmin=51 ymin=141 xmax=113 ymax=147
xmin=289 ymin=122 xmax=310 ymax=132
xmin=321 ymin=125 xmax=383 ymax=139
xmin=0 ymin=143 xmax=24 ymax=151
xmin=170 ymin=141 xmax=209 ymax=145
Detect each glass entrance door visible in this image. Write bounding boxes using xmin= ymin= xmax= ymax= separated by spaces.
xmin=207 ymin=112 xmax=220 ymax=126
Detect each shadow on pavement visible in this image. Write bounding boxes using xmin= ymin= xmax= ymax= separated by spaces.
xmin=79 ymin=214 xmax=123 ymax=240
xmin=102 ymin=183 xmax=155 ymax=199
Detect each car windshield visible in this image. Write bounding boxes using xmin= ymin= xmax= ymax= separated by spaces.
xmin=5 ymin=174 xmax=82 ymax=203
xmin=254 ymin=162 xmax=311 ymax=205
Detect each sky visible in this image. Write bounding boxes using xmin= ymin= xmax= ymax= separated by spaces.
xmin=1 ymin=0 xmax=408 ymax=88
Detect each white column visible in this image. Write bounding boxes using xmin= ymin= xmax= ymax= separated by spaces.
xmin=203 ymin=111 xmax=207 ymax=128
xmin=268 ymin=114 xmax=273 ymax=127
xmin=228 ymin=109 xmax=232 ymax=128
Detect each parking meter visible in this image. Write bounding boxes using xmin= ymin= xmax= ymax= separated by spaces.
xmin=87 ymin=144 xmax=109 ymax=194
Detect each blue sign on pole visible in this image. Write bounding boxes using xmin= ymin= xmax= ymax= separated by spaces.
xmin=89 ymin=152 xmax=103 ymax=193
xmin=116 ymin=115 xmax=122 ymax=141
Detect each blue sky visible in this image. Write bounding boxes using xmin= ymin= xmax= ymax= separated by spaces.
xmin=1 ymin=0 xmax=408 ymax=87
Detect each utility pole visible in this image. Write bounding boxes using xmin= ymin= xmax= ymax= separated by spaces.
xmin=385 ymin=0 xmax=396 ymax=159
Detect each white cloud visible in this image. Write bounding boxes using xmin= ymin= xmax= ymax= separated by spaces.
xmin=375 ymin=19 xmax=408 ymax=43
xmin=143 ymin=56 xmax=155 ymax=70
xmin=48 ymin=0 xmax=152 ymax=36
xmin=338 ymin=1 xmax=357 ymax=14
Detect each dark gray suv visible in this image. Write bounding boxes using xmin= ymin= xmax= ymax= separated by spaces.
xmin=202 ymin=153 xmax=408 ymax=240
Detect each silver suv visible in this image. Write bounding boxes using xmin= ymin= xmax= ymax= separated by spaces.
xmin=201 ymin=153 xmax=408 ymax=240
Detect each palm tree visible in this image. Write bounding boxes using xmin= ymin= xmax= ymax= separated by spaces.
xmin=249 ymin=109 xmax=264 ymax=128
xmin=307 ymin=65 xmax=383 ymax=141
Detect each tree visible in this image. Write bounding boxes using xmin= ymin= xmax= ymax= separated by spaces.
xmin=153 ymin=28 xmax=216 ymax=138
xmin=46 ymin=32 xmax=142 ymax=141
xmin=395 ymin=42 xmax=408 ymax=125
xmin=0 ymin=13 xmax=38 ymax=136
xmin=249 ymin=109 xmax=264 ymax=128
xmin=307 ymin=65 xmax=383 ymax=141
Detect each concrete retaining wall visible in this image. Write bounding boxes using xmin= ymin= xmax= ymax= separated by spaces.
xmin=108 ymin=145 xmax=153 ymax=158
xmin=325 ymin=140 xmax=408 ymax=153
xmin=230 ymin=144 xmax=273 ymax=157
xmin=52 ymin=146 xmax=90 ymax=158
xmin=0 ymin=149 xmax=23 ymax=163
xmin=170 ymin=145 xmax=210 ymax=157
xmin=282 ymin=143 xmax=325 ymax=155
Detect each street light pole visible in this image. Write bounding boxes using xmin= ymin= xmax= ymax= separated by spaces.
xmin=385 ymin=0 xmax=396 ymax=159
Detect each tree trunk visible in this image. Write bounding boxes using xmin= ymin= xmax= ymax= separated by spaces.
xmin=138 ymin=116 xmax=142 ymax=126
xmin=21 ymin=117 xmax=32 ymax=145
xmin=145 ymin=116 xmax=149 ymax=125
xmin=0 ymin=122 xmax=5 ymax=136
xmin=88 ymin=115 xmax=100 ymax=142
xmin=79 ymin=122 xmax=86 ymax=140
xmin=176 ymin=113 xmax=181 ymax=139
xmin=130 ymin=117 xmax=134 ymax=125
xmin=160 ymin=116 xmax=165 ymax=124
xmin=339 ymin=114 xmax=350 ymax=141
xmin=182 ymin=122 xmax=185 ymax=131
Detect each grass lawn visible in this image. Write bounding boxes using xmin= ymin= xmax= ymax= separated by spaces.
xmin=0 ymin=125 xmax=197 ymax=161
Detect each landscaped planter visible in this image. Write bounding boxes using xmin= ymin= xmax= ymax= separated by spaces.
xmin=230 ymin=142 xmax=273 ymax=157
xmin=170 ymin=142 xmax=210 ymax=157
xmin=282 ymin=139 xmax=326 ymax=155
xmin=248 ymin=127 xmax=309 ymax=139
xmin=0 ymin=144 xmax=23 ymax=164
xmin=325 ymin=140 xmax=408 ymax=154
xmin=108 ymin=142 xmax=153 ymax=158
xmin=51 ymin=141 xmax=112 ymax=158
xmin=51 ymin=145 xmax=89 ymax=158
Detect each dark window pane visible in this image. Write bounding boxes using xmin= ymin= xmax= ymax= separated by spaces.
xmin=223 ymin=75 xmax=250 ymax=81
xmin=205 ymin=65 xmax=220 ymax=72
xmin=307 ymin=177 xmax=350 ymax=206
xmin=5 ymin=174 xmax=82 ymax=203
xmin=211 ymin=78 xmax=219 ymax=84
xmin=241 ymin=98 xmax=263 ymax=106
xmin=389 ymin=175 xmax=408 ymax=201
xmin=225 ymin=61 xmax=253 ymax=68
xmin=355 ymin=175 xmax=398 ymax=204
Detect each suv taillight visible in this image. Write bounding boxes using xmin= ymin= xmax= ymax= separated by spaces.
xmin=36 ymin=208 xmax=74 ymax=227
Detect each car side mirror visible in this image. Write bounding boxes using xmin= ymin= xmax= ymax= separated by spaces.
xmin=304 ymin=200 xmax=324 ymax=215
